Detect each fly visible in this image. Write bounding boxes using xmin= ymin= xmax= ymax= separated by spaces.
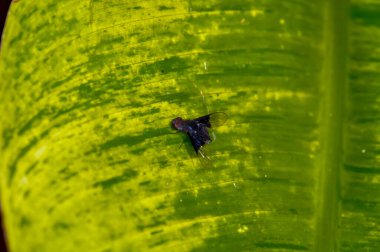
xmin=171 ymin=112 xmax=228 ymax=160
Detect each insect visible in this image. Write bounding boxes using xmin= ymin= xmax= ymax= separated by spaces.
xmin=171 ymin=112 xmax=228 ymax=160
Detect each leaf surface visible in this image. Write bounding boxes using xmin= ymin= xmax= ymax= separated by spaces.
xmin=0 ymin=0 xmax=379 ymax=251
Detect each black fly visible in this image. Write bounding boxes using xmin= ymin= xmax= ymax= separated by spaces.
xmin=171 ymin=112 xmax=228 ymax=160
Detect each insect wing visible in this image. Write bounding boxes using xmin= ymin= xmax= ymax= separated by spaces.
xmin=194 ymin=112 xmax=228 ymax=128
xmin=187 ymin=125 xmax=211 ymax=153
xmin=187 ymin=127 xmax=214 ymax=168
xmin=188 ymin=131 xmax=203 ymax=153
xmin=197 ymin=144 xmax=214 ymax=168
xmin=208 ymin=112 xmax=228 ymax=127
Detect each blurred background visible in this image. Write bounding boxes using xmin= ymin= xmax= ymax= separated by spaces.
xmin=0 ymin=0 xmax=11 ymax=40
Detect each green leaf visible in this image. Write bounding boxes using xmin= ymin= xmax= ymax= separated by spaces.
xmin=0 ymin=0 xmax=379 ymax=251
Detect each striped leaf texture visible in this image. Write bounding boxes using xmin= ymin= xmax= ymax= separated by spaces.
xmin=0 ymin=0 xmax=379 ymax=251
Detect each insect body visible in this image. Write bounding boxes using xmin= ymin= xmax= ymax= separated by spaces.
xmin=171 ymin=112 xmax=228 ymax=159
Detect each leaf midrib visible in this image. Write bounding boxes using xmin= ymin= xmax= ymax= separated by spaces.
xmin=315 ymin=0 xmax=349 ymax=251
